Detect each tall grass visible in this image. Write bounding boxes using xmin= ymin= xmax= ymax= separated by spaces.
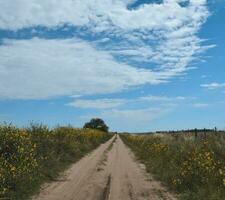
xmin=121 ymin=132 xmax=225 ymax=200
xmin=0 ymin=124 xmax=112 ymax=200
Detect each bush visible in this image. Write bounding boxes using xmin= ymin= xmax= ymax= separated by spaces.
xmin=0 ymin=123 xmax=112 ymax=200
xmin=83 ymin=118 xmax=109 ymax=132
xmin=121 ymin=133 xmax=225 ymax=200
xmin=0 ymin=125 xmax=38 ymax=198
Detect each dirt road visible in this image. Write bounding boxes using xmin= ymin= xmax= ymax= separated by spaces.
xmin=33 ymin=135 xmax=177 ymax=200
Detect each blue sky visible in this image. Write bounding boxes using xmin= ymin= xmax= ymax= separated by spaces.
xmin=0 ymin=0 xmax=225 ymax=132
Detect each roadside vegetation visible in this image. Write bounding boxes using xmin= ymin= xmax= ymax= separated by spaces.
xmin=121 ymin=131 xmax=225 ymax=200
xmin=0 ymin=123 xmax=112 ymax=200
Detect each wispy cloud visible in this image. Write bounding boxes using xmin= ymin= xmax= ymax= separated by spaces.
xmin=75 ymin=95 xmax=211 ymax=131
xmin=101 ymin=107 xmax=171 ymax=123
xmin=201 ymin=82 xmax=225 ymax=90
xmin=67 ymin=98 xmax=126 ymax=109
xmin=68 ymin=95 xmax=188 ymax=110
xmin=0 ymin=38 xmax=161 ymax=99
xmin=81 ymin=107 xmax=172 ymax=132
xmin=0 ymin=0 xmax=209 ymax=31
xmin=140 ymin=95 xmax=187 ymax=102
xmin=193 ymin=103 xmax=209 ymax=108
xmin=0 ymin=0 xmax=213 ymax=100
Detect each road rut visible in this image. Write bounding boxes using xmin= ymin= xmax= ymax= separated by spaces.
xmin=33 ymin=135 xmax=177 ymax=200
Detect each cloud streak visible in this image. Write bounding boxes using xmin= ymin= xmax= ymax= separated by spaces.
xmin=0 ymin=38 xmax=162 ymax=99
xmin=193 ymin=103 xmax=209 ymax=108
xmin=68 ymin=95 xmax=188 ymax=109
xmin=81 ymin=106 xmax=173 ymax=132
xmin=0 ymin=0 xmax=213 ymax=100
xmin=67 ymin=98 xmax=126 ymax=109
xmin=0 ymin=0 xmax=209 ymax=31
xmin=201 ymin=82 xmax=225 ymax=90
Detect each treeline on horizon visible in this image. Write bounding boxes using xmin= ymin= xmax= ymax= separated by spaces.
xmin=133 ymin=127 xmax=225 ymax=135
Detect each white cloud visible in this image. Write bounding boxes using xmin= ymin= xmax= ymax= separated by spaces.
xmin=102 ymin=108 xmax=170 ymax=122
xmin=67 ymin=98 xmax=126 ymax=109
xmin=140 ymin=95 xmax=171 ymax=101
xmin=201 ymin=75 xmax=208 ymax=79
xmin=0 ymin=38 xmax=163 ymax=99
xmin=75 ymin=94 xmax=214 ymax=131
xmin=201 ymin=82 xmax=225 ymax=90
xmin=0 ymin=0 xmax=209 ymax=31
xmin=81 ymin=107 xmax=172 ymax=132
xmin=0 ymin=0 xmax=213 ymax=100
xmin=140 ymin=95 xmax=187 ymax=101
xmin=70 ymin=95 xmax=83 ymax=98
xmin=193 ymin=103 xmax=209 ymax=108
xmin=68 ymin=95 xmax=187 ymax=110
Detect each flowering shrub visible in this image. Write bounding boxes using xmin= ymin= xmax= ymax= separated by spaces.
xmin=0 ymin=125 xmax=38 ymax=197
xmin=121 ymin=133 xmax=225 ymax=200
xmin=176 ymin=145 xmax=224 ymax=187
xmin=0 ymin=124 xmax=111 ymax=199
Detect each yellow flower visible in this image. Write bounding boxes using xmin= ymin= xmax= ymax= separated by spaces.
xmin=11 ymin=166 xmax=16 ymax=171
xmin=219 ymin=169 xmax=223 ymax=175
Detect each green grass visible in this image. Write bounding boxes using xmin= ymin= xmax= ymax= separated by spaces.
xmin=121 ymin=132 xmax=225 ymax=200
xmin=0 ymin=123 xmax=112 ymax=200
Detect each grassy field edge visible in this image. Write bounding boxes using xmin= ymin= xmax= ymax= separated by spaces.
xmin=0 ymin=124 xmax=113 ymax=200
xmin=120 ymin=133 xmax=225 ymax=200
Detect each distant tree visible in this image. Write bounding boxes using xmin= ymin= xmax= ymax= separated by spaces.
xmin=83 ymin=118 xmax=109 ymax=132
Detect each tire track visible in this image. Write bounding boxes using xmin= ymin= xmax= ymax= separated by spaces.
xmin=32 ymin=135 xmax=177 ymax=200
xmin=32 ymin=136 xmax=116 ymax=200
xmin=101 ymin=175 xmax=111 ymax=200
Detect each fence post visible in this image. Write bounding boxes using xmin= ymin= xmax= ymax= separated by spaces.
xmin=194 ymin=128 xmax=198 ymax=140
xmin=204 ymin=128 xmax=206 ymax=140
xmin=214 ymin=126 xmax=217 ymax=136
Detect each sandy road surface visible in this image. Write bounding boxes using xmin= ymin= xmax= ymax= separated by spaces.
xmin=33 ymin=135 xmax=177 ymax=200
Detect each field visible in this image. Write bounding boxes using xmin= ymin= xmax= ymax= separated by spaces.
xmin=1 ymin=124 xmax=225 ymax=200
xmin=121 ymin=131 xmax=225 ymax=200
xmin=0 ymin=124 xmax=112 ymax=200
